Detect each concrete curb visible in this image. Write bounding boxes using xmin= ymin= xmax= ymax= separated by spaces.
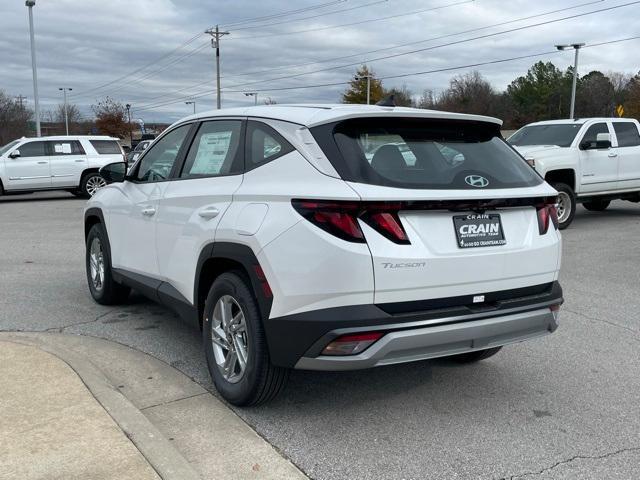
xmin=1 ymin=333 xmax=201 ymax=480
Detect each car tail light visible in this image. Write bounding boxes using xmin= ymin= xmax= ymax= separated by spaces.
xmin=536 ymin=197 xmax=559 ymax=235
xmin=322 ymin=332 xmax=384 ymax=356
xmin=291 ymin=200 xmax=409 ymax=244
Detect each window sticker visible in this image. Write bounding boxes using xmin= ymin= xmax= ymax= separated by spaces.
xmin=189 ymin=131 xmax=233 ymax=175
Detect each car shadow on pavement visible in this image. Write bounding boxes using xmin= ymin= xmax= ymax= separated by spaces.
xmin=0 ymin=194 xmax=81 ymax=203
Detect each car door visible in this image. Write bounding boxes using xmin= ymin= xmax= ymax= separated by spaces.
xmin=578 ymin=121 xmax=618 ymax=193
xmin=4 ymin=140 xmax=51 ymax=191
xmin=612 ymin=121 xmax=640 ymax=191
xmin=49 ymin=140 xmax=87 ymax=187
xmin=108 ymin=123 xmax=194 ymax=278
xmin=155 ymin=119 xmax=245 ymax=301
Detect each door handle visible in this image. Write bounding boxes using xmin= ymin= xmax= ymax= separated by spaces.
xmin=198 ymin=206 xmax=220 ymax=219
xmin=37 ymin=161 xmax=48 ymax=164
xmin=141 ymin=207 xmax=156 ymax=217
xmin=75 ymin=159 xmax=85 ymax=162
xmin=608 ymin=152 xmax=618 ymax=158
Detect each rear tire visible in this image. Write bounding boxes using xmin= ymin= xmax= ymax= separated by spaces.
xmin=448 ymin=347 xmax=502 ymax=363
xmin=551 ymin=182 xmax=575 ymax=230
xmin=80 ymin=172 xmax=107 ymax=198
xmin=86 ymin=224 xmax=130 ymax=305
xmin=583 ymin=199 xmax=610 ymax=212
xmin=203 ymin=271 xmax=288 ymax=406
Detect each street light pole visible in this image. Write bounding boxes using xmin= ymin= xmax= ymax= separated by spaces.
xmin=244 ymin=92 xmax=258 ymax=105
xmin=26 ymin=0 xmax=41 ymax=137
xmin=185 ymin=101 xmax=196 ymax=114
xmin=125 ymin=103 xmax=132 ymax=146
xmin=556 ymin=43 xmax=585 ymax=119
xmin=59 ymin=87 xmax=72 ymax=135
xmin=205 ymin=25 xmax=229 ymax=110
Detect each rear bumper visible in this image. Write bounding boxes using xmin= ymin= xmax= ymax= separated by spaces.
xmin=264 ymin=281 xmax=562 ymax=369
xmin=295 ymin=307 xmax=558 ymax=371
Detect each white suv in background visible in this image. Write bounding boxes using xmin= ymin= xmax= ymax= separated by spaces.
xmin=509 ymin=118 xmax=640 ymax=228
xmin=0 ymin=135 xmax=125 ymax=198
xmin=84 ymin=105 xmax=563 ymax=405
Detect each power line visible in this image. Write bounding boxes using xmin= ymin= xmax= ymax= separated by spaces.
xmin=215 ymin=0 xmax=640 ymax=92
xmin=69 ymin=32 xmax=205 ymax=99
xmin=229 ymin=0 xmax=390 ymax=32
xmin=129 ymin=0 xmax=604 ymax=106
xmin=220 ymin=0 xmax=604 ymax=79
xmin=220 ymin=0 xmax=346 ymax=28
xmin=130 ymin=35 xmax=640 ymax=113
xmin=229 ymin=0 xmax=476 ymax=40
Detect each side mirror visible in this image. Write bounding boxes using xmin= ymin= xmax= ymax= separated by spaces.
xmin=99 ymin=162 xmax=127 ymax=184
xmin=595 ymin=133 xmax=611 ymax=149
xmin=8 ymin=149 xmax=20 ymax=159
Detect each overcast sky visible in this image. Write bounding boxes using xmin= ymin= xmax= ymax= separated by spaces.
xmin=1 ymin=0 xmax=639 ymax=123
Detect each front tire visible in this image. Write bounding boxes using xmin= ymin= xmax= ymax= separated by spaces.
xmin=203 ymin=272 xmax=288 ymax=406
xmin=448 ymin=347 xmax=502 ymax=363
xmin=551 ymin=182 xmax=576 ymax=230
xmin=583 ymin=199 xmax=610 ymax=212
xmin=80 ymin=172 xmax=107 ymax=198
xmin=86 ymin=224 xmax=130 ymax=305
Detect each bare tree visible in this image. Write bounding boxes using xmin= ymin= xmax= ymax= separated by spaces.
xmin=436 ymin=71 xmax=497 ymax=116
xmin=91 ymin=97 xmax=128 ymax=138
xmin=0 ymin=91 xmax=33 ymax=144
xmin=383 ymin=84 xmax=414 ymax=107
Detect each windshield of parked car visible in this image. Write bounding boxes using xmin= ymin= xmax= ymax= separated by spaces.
xmin=312 ymin=117 xmax=542 ymax=190
xmin=0 ymin=140 xmax=20 ymax=156
xmin=508 ymin=123 xmax=583 ymax=147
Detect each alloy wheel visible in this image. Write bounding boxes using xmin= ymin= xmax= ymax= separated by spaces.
xmin=556 ymin=191 xmax=571 ymax=223
xmin=86 ymin=175 xmax=107 ymax=196
xmin=89 ymin=237 xmax=105 ymax=292
xmin=210 ymin=295 xmax=249 ymax=384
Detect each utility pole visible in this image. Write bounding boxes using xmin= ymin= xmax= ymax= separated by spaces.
xmin=244 ymin=92 xmax=258 ymax=105
xmin=355 ymin=74 xmax=372 ymax=105
xmin=26 ymin=0 xmax=41 ymax=136
xmin=125 ymin=103 xmax=132 ymax=146
xmin=185 ymin=101 xmax=196 ymax=114
xmin=59 ymin=87 xmax=72 ymax=135
xmin=205 ymin=25 xmax=229 ymax=110
xmin=15 ymin=95 xmax=27 ymax=109
xmin=556 ymin=43 xmax=585 ymax=119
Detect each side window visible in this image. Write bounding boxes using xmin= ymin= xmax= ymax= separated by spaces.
xmin=180 ymin=120 xmax=242 ymax=178
xmin=247 ymin=121 xmax=294 ymax=169
xmin=50 ymin=140 xmax=85 ymax=155
xmin=580 ymin=123 xmax=609 ymax=149
xmin=135 ymin=124 xmax=191 ymax=182
xmin=17 ymin=141 xmax=48 ymax=157
xmin=89 ymin=140 xmax=121 ymax=154
xmin=613 ymin=122 xmax=640 ymax=147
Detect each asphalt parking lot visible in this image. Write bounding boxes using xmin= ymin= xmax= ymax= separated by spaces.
xmin=1 ymin=191 xmax=639 ymax=480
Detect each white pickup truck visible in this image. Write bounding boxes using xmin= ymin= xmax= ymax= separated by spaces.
xmin=509 ymin=118 xmax=640 ymax=228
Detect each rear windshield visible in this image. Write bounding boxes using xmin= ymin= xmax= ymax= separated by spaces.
xmin=311 ymin=118 xmax=542 ymax=190
xmin=508 ymin=123 xmax=583 ymax=147
xmin=90 ymin=140 xmax=122 ymax=155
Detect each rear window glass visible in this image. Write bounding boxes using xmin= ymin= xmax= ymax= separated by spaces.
xmin=311 ymin=118 xmax=542 ymax=190
xmin=90 ymin=140 xmax=122 ymax=154
xmin=508 ymin=124 xmax=583 ymax=147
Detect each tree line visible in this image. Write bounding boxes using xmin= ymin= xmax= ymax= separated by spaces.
xmin=343 ymin=62 xmax=640 ymax=128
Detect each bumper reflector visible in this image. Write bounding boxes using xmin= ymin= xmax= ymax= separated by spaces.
xmin=322 ymin=332 xmax=384 ymax=356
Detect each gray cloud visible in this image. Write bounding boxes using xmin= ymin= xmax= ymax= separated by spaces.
xmin=1 ymin=0 xmax=638 ymax=123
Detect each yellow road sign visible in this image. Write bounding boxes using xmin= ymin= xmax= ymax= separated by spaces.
xmin=616 ymin=105 xmax=625 ymax=117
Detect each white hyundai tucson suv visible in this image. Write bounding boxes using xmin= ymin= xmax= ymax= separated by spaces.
xmin=84 ymin=104 xmax=563 ymax=406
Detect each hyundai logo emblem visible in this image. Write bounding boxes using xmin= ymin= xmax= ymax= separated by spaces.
xmin=465 ymin=175 xmax=489 ymax=188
